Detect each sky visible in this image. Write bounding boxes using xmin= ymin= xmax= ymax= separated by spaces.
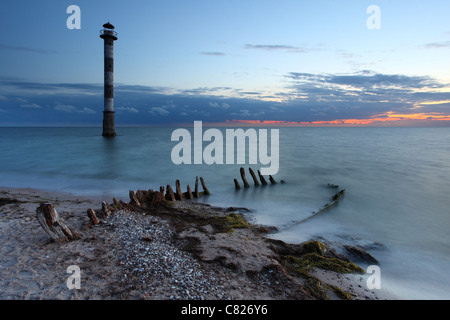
xmin=1 ymin=0 xmax=450 ymax=126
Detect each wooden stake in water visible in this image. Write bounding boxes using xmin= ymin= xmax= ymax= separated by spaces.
xmin=240 ymin=167 xmax=250 ymax=188
xmin=249 ymin=168 xmax=260 ymax=186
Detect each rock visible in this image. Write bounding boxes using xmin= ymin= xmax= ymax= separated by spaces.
xmin=344 ymin=245 xmax=379 ymax=264
xmin=142 ymin=236 xmax=153 ymax=242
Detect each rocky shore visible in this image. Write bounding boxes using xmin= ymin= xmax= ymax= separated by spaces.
xmin=0 ymin=187 xmax=388 ymax=300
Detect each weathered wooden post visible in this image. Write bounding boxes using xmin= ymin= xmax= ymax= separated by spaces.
xmin=166 ymin=185 xmax=176 ymax=201
xmin=102 ymin=201 xmax=111 ymax=217
xmin=200 ymin=177 xmax=210 ymax=195
xmin=234 ymin=178 xmax=241 ymax=190
xmin=269 ymin=175 xmax=277 ymax=184
xmin=129 ymin=190 xmax=141 ymax=207
xmin=194 ymin=176 xmax=200 ymax=198
xmin=175 ymin=180 xmax=184 ymax=200
xmin=248 ymin=168 xmax=260 ymax=186
xmin=240 ymin=167 xmax=250 ymax=188
xmin=113 ymin=197 xmax=122 ymax=210
xmin=186 ymin=185 xmax=194 ymax=199
xmin=258 ymin=170 xmax=268 ymax=185
xmin=36 ymin=203 xmax=76 ymax=240
xmin=87 ymin=208 xmax=100 ymax=225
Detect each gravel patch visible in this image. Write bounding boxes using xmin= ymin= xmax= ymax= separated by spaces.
xmin=109 ymin=210 xmax=230 ymax=300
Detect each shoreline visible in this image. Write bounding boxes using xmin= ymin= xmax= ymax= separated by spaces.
xmin=0 ymin=186 xmax=394 ymax=300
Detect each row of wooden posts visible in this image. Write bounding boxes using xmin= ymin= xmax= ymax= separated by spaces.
xmin=234 ymin=167 xmax=284 ymax=190
xmin=86 ymin=176 xmax=211 ymax=225
xmin=36 ymin=176 xmax=212 ymax=239
xmin=161 ymin=176 xmax=210 ymax=202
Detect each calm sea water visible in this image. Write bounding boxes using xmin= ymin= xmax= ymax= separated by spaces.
xmin=1 ymin=126 xmax=449 ymax=299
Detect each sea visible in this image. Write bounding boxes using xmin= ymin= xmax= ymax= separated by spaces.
xmin=0 ymin=126 xmax=449 ymax=300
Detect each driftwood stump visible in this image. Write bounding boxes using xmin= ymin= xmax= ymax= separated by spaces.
xmin=113 ymin=197 xmax=122 ymax=210
xmin=36 ymin=203 xmax=76 ymax=240
xmin=136 ymin=190 xmax=148 ymax=206
xmin=102 ymin=201 xmax=111 ymax=217
xmin=166 ymin=185 xmax=176 ymax=201
xmin=129 ymin=190 xmax=141 ymax=207
xmin=87 ymin=208 xmax=100 ymax=225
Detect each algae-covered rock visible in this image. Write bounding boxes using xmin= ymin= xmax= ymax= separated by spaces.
xmin=225 ymin=213 xmax=251 ymax=231
xmin=344 ymin=245 xmax=379 ymax=264
xmin=302 ymin=240 xmax=327 ymax=255
xmin=300 ymin=253 xmax=364 ymax=274
xmin=328 ymin=284 xmax=353 ymax=300
xmin=305 ymin=278 xmax=329 ymax=300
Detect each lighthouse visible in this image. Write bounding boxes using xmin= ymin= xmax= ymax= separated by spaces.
xmin=100 ymin=22 xmax=118 ymax=137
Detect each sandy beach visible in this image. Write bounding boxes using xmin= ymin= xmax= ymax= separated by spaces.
xmin=0 ymin=186 xmax=390 ymax=300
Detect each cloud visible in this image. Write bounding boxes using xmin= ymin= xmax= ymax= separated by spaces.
xmin=2 ymin=73 xmax=450 ymax=126
xmin=209 ymin=102 xmax=230 ymax=109
xmin=20 ymin=103 xmax=42 ymax=109
xmin=80 ymin=107 xmax=96 ymax=114
xmin=244 ymin=44 xmax=314 ymax=53
xmin=54 ymin=104 xmax=95 ymax=114
xmin=54 ymin=104 xmax=78 ymax=112
xmin=0 ymin=44 xmax=59 ymax=54
xmin=231 ymin=109 xmax=251 ymax=117
xmin=116 ymin=106 xmax=139 ymax=113
xmin=200 ymin=52 xmax=226 ymax=56
xmin=149 ymin=106 xmax=170 ymax=116
xmin=182 ymin=87 xmax=234 ymax=95
xmin=281 ymin=70 xmax=450 ymax=122
xmin=0 ymin=78 xmax=102 ymax=94
xmin=286 ymin=70 xmax=444 ymax=90
xmin=420 ymin=41 xmax=450 ymax=49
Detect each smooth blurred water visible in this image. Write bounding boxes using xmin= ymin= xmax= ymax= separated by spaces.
xmin=0 ymin=126 xmax=449 ymax=299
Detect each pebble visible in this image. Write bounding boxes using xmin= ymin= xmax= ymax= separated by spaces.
xmin=108 ymin=210 xmax=229 ymax=300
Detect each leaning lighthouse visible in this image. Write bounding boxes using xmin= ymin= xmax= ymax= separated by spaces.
xmin=100 ymin=22 xmax=118 ymax=137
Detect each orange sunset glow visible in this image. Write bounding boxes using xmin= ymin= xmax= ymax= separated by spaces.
xmin=208 ymin=112 xmax=450 ymax=127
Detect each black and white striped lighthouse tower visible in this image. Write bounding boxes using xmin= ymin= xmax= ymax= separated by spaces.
xmin=100 ymin=22 xmax=118 ymax=137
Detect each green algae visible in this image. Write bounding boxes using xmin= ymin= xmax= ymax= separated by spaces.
xmin=225 ymin=213 xmax=251 ymax=232
xmin=305 ymin=278 xmax=329 ymax=300
xmin=302 ymin=240 xmax=327 ymax=255
xmin=299 ymin=253 xmax=364 ymax=274
xmin=328 ymin=284 xmax=353 ymax=300
xmin=280 ymin=240 xmax=363 ymax=300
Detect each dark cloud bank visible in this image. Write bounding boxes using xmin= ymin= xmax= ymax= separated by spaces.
xmin=0 ymin=70 xmax=449 ymax=126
